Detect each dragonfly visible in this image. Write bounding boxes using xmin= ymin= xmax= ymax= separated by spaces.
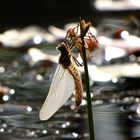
xmin=39 ymin=42 xmax=83 ymax=121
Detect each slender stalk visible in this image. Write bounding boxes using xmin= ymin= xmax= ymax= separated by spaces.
xmin=81 ymin=37 xmax=95 ymax=140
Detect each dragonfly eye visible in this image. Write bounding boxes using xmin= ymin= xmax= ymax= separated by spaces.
xmin=57 ymin=43 xmax=67 ymax=52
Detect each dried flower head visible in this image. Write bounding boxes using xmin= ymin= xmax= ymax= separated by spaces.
xmin=80 ymin=20 xmax=91 ymax=38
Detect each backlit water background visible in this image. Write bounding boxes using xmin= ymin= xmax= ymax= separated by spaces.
xmin=0 ymin=1 xmax=140 ymax=139
xmin=0 ymin=19 xmax=140 ymax=140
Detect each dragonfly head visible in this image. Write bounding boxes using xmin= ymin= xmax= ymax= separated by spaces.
xmin=57 ymin=42 xmax=68 ymax=53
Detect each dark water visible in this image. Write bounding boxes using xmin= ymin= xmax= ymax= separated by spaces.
xmin=0 ymin=44 xmax=140 ymax=140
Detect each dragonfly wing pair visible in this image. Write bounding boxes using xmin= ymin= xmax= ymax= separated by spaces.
xmin=39 ymin=64 xmax=75 ymax=121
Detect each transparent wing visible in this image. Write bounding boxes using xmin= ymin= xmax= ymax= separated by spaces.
xmin=39 ymin=64 xmax=75 ymax=121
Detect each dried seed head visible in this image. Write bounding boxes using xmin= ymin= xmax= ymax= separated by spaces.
xmin=80 ymin=20 xmax=91 ymax=38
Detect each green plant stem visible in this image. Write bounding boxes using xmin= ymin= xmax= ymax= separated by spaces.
xmin=81 ymin=37 xmax=95 ymax=140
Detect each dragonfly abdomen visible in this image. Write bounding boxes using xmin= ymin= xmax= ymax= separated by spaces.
xmin=68 ymin=64 xmax=83 ymax=108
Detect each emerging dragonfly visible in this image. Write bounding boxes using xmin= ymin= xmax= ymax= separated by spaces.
xmin=39 ymin=20 xmax=98 ymax=121
xmin=39 ymin=42 xmax=83 ymax=121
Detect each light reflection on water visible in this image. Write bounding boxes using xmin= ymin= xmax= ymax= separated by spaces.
xmin=0 ymin=46 xmax=140 ymax=140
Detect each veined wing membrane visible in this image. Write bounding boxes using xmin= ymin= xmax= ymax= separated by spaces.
xmin=39 ymin=64 xmax=75 ymax=121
